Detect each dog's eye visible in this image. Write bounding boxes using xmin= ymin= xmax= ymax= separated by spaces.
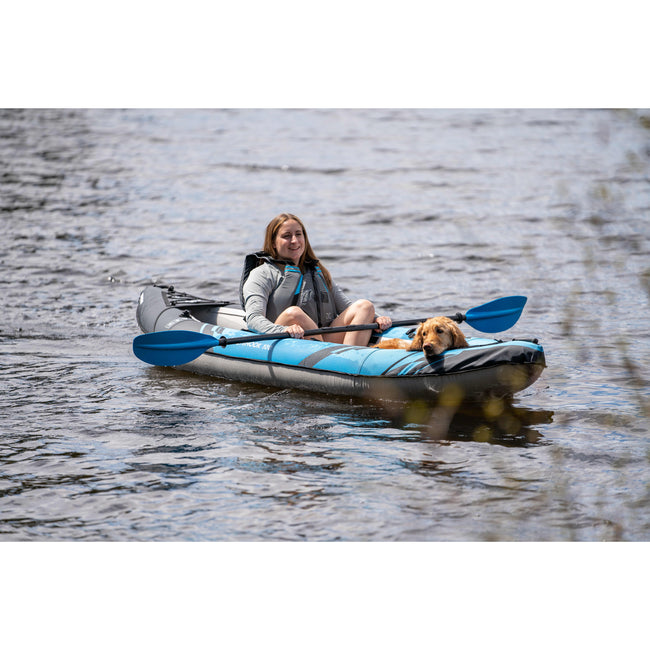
xmin=436 ymin=327 xmax=445 ymax=334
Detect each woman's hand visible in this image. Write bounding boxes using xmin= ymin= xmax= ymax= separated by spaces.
xmin=284 ymin=324 xmax=305 ymax=338
xmin=374 ymin=315 xmax=392 ymax=331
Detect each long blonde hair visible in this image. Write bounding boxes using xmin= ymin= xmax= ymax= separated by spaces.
xmin=262 ymin=213 xmax=333 ymax=288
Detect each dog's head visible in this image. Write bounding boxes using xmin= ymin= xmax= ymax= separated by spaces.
xmin=412 ymin=316 xmax=468 ymax=356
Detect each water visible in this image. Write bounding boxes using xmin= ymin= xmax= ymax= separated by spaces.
xmin=1 ymin=108 xmax=649 ymax=542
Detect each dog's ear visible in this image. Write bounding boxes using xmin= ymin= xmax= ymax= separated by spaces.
xmin=410 ymin=322 xmax=424 ymax=350
xmin=451 ymin=322 xmax=468 ymax=348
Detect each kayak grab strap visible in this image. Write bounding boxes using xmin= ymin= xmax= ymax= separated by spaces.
xmin=159 ymin=285 xmax=232 ymax=309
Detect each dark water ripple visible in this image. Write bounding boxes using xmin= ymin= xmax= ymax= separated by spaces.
xmin=1 ymin=108 xmax=649 ymax=541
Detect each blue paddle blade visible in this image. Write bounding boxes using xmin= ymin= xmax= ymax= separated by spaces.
xmin=133 ymin=330 xmax=219 ymax=366
xmin=464 ymin=295 xmax=527 ymax=333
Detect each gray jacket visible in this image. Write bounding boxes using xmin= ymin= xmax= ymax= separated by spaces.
xmin=242 ymin=260 xmax=353 ymax=334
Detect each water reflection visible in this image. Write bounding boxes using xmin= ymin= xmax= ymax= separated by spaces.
xmin=141 ymin=365 xmax=555 ymax=447
xmin=376 ymin=396 xmax=553 ymax=446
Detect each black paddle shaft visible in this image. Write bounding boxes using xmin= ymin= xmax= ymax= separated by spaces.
xmin=215 ymin=315 xmax=464 ymax=347
xmin=132 ymin=296 xmax=525 ymax=366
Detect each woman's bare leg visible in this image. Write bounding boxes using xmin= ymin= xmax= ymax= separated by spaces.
xmin=275 ymin=306 xmax=322 ymax=340
xmin=277 ymin=301 xmax=384 ymax=345
xmin=323 ymin=299 xmax=376 ymax=346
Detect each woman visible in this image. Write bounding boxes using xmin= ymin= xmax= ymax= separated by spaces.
xmin=240 ymin=213 xmax=392 ymax=345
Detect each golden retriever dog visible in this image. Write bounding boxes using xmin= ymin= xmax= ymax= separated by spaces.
xmin=373 ymin=316 xmax=468 ymax=356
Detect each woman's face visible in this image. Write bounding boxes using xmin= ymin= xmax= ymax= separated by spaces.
xmin=274 ymin=219 xmax=305 ymax=264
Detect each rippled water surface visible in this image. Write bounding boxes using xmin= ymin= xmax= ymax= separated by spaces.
xmin=1 ymin=108 xmax=649 ymax=541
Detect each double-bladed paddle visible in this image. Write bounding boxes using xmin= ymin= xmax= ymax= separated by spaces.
xmin=133 ymin=295 xmax=527 ymax=367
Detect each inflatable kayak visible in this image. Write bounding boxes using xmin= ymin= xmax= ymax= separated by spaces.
xmin=134 ymin=285 xmax=546 ymax=404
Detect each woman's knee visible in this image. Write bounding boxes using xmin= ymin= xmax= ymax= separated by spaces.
xmin=351 ymin=299 xmax=375 ymax=316
xmin=276 ymin=306 xmax=313 ymax=327
xmin=282 ymin=306 xmax=305 ymax=321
